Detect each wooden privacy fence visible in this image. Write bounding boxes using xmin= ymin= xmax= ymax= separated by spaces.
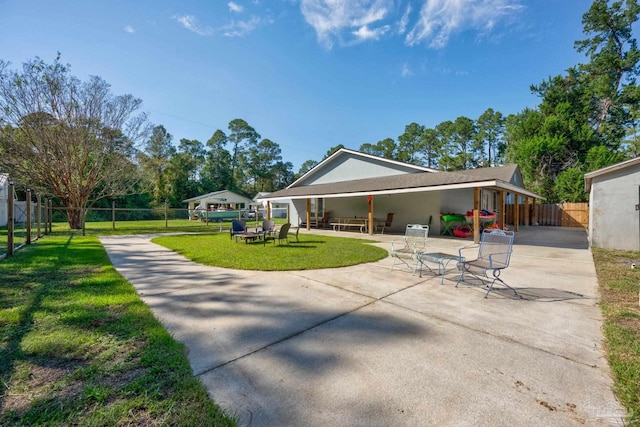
xmin=505 ymin=202 xmax=588 ymax=228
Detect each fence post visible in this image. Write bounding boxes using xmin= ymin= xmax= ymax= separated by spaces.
xmin=26 ymin=189 xmax=32 ymax=244
xmin=48 ymin=199 xmax=53 ymax=234
xmin=43 ymin=198 xmax=49 ymax=235
xmin=37 ymin=194 xmax=42 ymax=238
xmin=7 ymin=182 xmax=14 ymax=256
xmin=165 ymin=201 xmax=168 ymax=228
xmin=112 ymin=200 xmax=116 ymax=230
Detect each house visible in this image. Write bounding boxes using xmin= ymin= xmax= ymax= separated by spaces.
xmin=183 ymin=190 xmax=253 ymax=221
xmin=0 ymin=174 xmax=8 ymax=227
xmin=262 ymin=148 xmax=541 ymax=240
xmin=584 ymin=157 xmax=640 ymax=251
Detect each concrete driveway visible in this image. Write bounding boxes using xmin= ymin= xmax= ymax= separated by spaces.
xmin=100 ymin=227 xmax=626 ymax=426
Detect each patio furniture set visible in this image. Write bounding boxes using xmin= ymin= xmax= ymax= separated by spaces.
xmin=230 ymin=220 xmax=298 ymax=245
xmin=390 ymin=224 xmax=517 ymax=298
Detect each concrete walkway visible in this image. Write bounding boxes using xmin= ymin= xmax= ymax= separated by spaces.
xmin=100 ymin=227 xmax=626 ymax=426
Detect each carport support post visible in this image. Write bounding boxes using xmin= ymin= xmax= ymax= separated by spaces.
xmin=367 ymin=195 xmax=373 ymax=235
xmin=514 ymin=194 xmax=520 ymax=232
xmin=305 ymin=199 xmax=311 ymax=230
xmin=267 ymin=201 xmax=271 ymax=220
xmin=473 ymin=187 xmax=481 ymax=243
xmin=524 ymin=196 xmax=530 ymax=226
xmin=499 ymin=190 xmax=506 ymax=230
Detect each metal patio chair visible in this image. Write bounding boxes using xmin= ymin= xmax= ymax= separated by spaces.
xmin=456 ymin=229 xmax=518 ymax=298
xmin=390 ymin=224 xmax=429 ymax=274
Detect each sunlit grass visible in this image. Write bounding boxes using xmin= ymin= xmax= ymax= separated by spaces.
xmin=0 ymin=235 xmax=235 ymax=426
xmin=153 ymin=232 xmax=388 ymax=270
xmin=592 ymin=247 xmax=640 ymax=425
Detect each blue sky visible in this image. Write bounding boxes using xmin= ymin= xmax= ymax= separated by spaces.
xmin=1 ymin=0 xmax=590 ymax=171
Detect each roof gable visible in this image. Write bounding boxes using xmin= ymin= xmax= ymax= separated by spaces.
xmin=584 ymin=156 xmax=640 ymax=191
xmin=290 ymin=148 xmax=437 ymax=188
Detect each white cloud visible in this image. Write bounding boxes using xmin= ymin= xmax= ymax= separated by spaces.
xmin=401 ymin=62 xmax=413 ymax=77
xmin=173 ymin=14 xmax=213 ymax=36
xmin=124 ymin=25 xmax=135 ymax=33
xmin=300 ymin=0 xmax=394 ymax=49
xmin=221 ymin=15 xmax=270 ymax=37
xmin=353 ymin=24 xmax=389 ymax=41
xmin=405 ymin=0 xmax=524 ymax=48
xmin=398 ymin=4 xmax=411 ymax=35
xmin=228 ymin=2 xmax=244 ymax=13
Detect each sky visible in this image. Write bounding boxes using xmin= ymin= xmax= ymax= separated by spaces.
xmin=0 ymin=0 xmax=592 ymax=171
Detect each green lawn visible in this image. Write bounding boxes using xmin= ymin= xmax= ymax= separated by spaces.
xmin=592 ymin=248 xmax=640 ymax=425
xmin=0 ymin=235 xmax=236 ymax=426
xmin=0 ymin=220 xmax=386 ymax=425
xmin=153 ymin=232 xmax=388 ymax=270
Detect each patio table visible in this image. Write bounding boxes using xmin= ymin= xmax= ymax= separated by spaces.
xmin=418 ymin=252 xmax=459 ymax=284
xmin=235 ymin=232 xmax=265 ymax=244
xmin=330 ymin=217 xmax=368 ymax=232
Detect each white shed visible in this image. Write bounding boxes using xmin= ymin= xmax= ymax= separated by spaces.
xmin=585 ymin=157 xmax=640 ymax=251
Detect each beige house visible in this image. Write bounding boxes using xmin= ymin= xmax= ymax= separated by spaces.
xmin=262 ymin=148 xmax=541 ymax=242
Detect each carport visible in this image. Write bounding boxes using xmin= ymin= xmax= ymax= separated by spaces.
xmin=263 ymin=166 xmax=542 ymax=243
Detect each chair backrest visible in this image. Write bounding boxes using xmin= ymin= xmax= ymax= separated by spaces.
xmin=404 ymin=224 xmax=429 ymax=252
xmin=278 ymin=223 xmax=291 ymax=238
xmin=478 ymin=229 xmax=514 ymax=268
xmin=262 ymin=220 xmax=275 ymax=233
xmin=231 ymin=220 xmax=246 ymax=232
xmin=384 ymin=213 xmax=394 ymax=226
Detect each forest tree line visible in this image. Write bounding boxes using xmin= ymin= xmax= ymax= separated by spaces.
xmin=1 ymin=0 xmax=639 ymax=228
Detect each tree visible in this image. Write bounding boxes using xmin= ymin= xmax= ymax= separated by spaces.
xmin=575 ymin=0 xmax=640 ymax=143
xmin=476 ymin=108 xmax=505 ymax=166
xmin=438 ymin=117 xmax=477 ymax=170
xmin=324 ymin=144 xmax=345 ymax=159
xmin=297 ymin=160 xmax=318 ymax=178
xmin=419 ymin=128 xmax=442 ymax=168
xmin=227 ymin=119 xmax=260 ymax=191
xmin=397 ymin=122 xmax=424 ymax=164
xmin=359 ymin=138 xmax=397 ymax=159
xmin=246 ymin=138 xmax=283 ymax=192
xmin=139 ymin=125 xmax=175 ymax=206
xmin=0 ymin=55 xmax=148 ymax=229
xmin=166 ymin=138 xmax=205 ymax=205
xmin=506 ymin=0 xmax=640 ymax=201
xmin=201 ymin=129 xmax=233 ymax=192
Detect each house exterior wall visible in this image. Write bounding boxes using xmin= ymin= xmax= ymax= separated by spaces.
xmin=589 ymin=164 xmax=640 ymax=251
xmin=298 ymin=153 xmax=424 ymax=186
xmin=290 ymin=191 xmax=450 ymax=234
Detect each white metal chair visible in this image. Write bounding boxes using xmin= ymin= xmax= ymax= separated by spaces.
xmin=456 ymin=229 xmax=518 ymax=298
xmin=390 ymin=224 xmax=429 ymax=274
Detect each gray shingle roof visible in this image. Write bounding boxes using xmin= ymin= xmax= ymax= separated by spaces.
xmin=267 ymin=164 xmax=527 ymax=199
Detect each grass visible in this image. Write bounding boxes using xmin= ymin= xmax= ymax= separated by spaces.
xmin=0 ymin=219 xmax=385 ymax=425
xmin=7 ymin=219 xmax=636 ymax=424
xmin=0 ymin=234 xmax=236 ymax=426
xmin=152 ymin=232 xmax=388 ymax=270
xmin=592 ymin=247 xmax=640 ymax=424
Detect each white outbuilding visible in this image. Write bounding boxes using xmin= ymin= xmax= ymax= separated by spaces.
xmin=584 ymin=157 xmax=640 ymax=251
